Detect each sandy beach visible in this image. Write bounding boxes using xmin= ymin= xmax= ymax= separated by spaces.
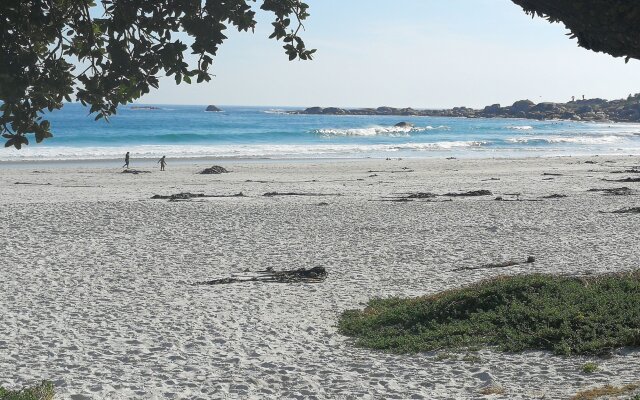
xmin=1 ymin=155 xmax=640 ymax=399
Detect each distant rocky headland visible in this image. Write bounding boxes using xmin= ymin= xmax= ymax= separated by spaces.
xmin=291 ymin=94 xmax=640 ymax=122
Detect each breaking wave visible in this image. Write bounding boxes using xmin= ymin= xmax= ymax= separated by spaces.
xmin=314 ymin=125 xmax=448 ymax=137
xmin=506 ymin=125 xmax=534 ymax=131
xmin=262 ymin=109 xmax=289 ymax=115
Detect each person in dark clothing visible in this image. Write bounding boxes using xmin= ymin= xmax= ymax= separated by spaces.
xmin=123 ymin=152 xmax=130 ymax=169
xmin=158 ymin=155 xmax=167 ymax=171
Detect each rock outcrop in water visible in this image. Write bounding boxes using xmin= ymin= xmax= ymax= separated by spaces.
xmin=205 ymin=105 xmax=222 ymax=112
xmin=291 ymin=94 xmax=640 ymax=122
xmin=394 ymin=122 xmax=414 ymax=128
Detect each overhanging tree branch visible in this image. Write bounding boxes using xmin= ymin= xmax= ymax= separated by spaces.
xmin=0 ymin=0 xmax=315 ymax=148
xmin=511 ymin=0 xmax=640 ymax=62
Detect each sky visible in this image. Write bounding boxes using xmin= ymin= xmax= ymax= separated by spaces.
xmin=138 ymin=0 xmax=640 ymax=109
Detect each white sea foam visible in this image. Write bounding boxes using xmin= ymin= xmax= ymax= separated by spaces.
xmin=315 ymin=125 xmax=447 ymax=137
xmin=262 ymin=109 xmax=289 ymax=115
xmin=506 ymin=125 xmax=534 ymax=130
xmin=393 ymin=141 xmax=488 ymax=150
xmin=506 ymin=135 xmax=625 ymax=145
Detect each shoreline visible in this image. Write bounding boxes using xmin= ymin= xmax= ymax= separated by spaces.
xmin=2 ymin=152 xmax=639 ymax=170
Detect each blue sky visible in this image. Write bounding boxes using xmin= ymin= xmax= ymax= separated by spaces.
xmin=139 ymin=0 xmax=640 ymax=108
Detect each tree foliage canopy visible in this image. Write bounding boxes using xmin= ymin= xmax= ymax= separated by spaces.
xmin=0 ymin=0 xmax=314 ymax=148
xmin=511 ymin=0 xmax=640 ymax=62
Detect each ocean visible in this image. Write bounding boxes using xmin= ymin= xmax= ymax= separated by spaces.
xmin=2 ymin=103 xmax=640 ymax=161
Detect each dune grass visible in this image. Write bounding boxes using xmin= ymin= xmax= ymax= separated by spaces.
xmin=570 ymin=383 xmax=639 ymax=400
xmin=339 ymin=272 xmax=640 ymax=355
xmin=0 ymin=382 xmax=54 ymax=400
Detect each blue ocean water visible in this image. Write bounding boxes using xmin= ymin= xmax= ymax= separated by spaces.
xmin=2 ymin=103 xmax=640 ymax=161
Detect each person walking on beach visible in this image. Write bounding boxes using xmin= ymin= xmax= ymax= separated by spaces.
xmin=158 ymin=155 xmax=167 ymax=171
xmin=123 ymin=152 xmax=130 ymax=169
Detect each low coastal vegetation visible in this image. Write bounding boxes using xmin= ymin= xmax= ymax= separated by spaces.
xmin=339 ymin=272 xmax=640 ymax=355
xmin=582 ymin=362 xmax=599 ymax=374
xmin=478 ymin=386 xmax=506 ymax=396
xmin=0 ymin=382 xmax=54 ymax=400
xmin=571 ymin=383 xmax=639 ymax=400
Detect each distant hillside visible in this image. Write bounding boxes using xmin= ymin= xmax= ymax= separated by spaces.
xmin=291 ymin=94 xmax=640 ymax=122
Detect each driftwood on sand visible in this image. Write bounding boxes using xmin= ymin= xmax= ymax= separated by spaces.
xmin=454 ymin=256 xmax=536 ymax=272
xmin=199 ymin=166 xmax=229 ymax=174
xmin=151 ymin=192 xmax=245 ymax=201
xmin=263 ymin=192 xmax=339 ymax=197
xmin=379 ymin=190 xmax=491 ymax=202
xmin=367 ymin=168 xmax=414 ymax=173
xmin=407 ymin=192 xmax=437 ymax=199
xmin=122 ymin=169 xmax=151 ymax=174
xmin=610 ymin=169 xmax=640 ymax=174
xmin=194 ymin=267 xmax=328 ymax=285
xmin=443 ymin=190 xmax=492 ymax=197
xmin=602 ymin=177 xmax=640 ymax=183
xmin=588 ymin=187 xmax=634 ymax=196
xmin=608 ymin=207 xmax=640 ymax=214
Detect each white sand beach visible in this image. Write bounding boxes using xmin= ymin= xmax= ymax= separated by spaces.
xmin=1 ymin=156 xmax=640 ymax=399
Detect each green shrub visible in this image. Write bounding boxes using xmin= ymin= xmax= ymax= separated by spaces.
xmin=339 ymin=272 xmax=640 ymax=355
xmin=582 ymin=362 xmax=599 ymax=373
xmin=0 ymin=381 xmax=55 ymax=400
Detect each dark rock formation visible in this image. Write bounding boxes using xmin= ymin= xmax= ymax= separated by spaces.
xmin=199 ymin=165 xmax=229 ymax=174
xmin=205 ymin=105 xmax=222 ymax=112
xmin=303 ymin=106 xmax=324 ymax=114
xmin=290 ymin=94 xmax=640 ymax=122
xmin=377 ymin=106 xmax=396 ymax=114
xmin=483 ymin=104 xmax=502 ymax=113
xmin=323 ymin=107 xmax=346 ymax=115
xmin=394 ymin=122 xmax=414 ymax=128
xmin=510 ymin=100 xmax=535 ymax=113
